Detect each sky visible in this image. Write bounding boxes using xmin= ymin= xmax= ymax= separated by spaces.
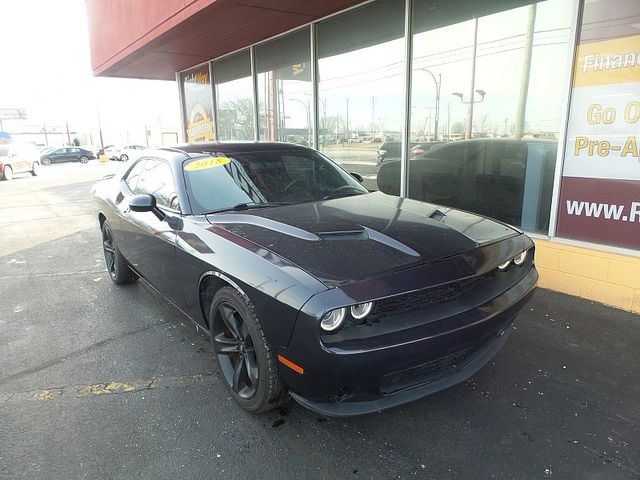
xmin=0 ymin=0 xmax=180 ymax=145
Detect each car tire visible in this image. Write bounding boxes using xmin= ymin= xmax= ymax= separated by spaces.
xmin=2 ymin=165 xmax=13 ymax=181
xmin=31 ymin=162 xmax=40 ymax=176
xmin=80 ymin=155 xmax=89 ymax=164
xmin=101 ymin=221 xmax=138 ymax=285
xmin=42 ymin=158 xmax=51 ymax=166
xmin=120 ymin=154 xmax=129 ymax=162
xmin=210 ymin=286 xmax=288 ymax=413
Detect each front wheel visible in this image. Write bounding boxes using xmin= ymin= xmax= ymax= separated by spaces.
xmin=120 ymin=154 xmax=129 ymax=162
xmin=31 ymin=162 xmax=40 ymax=176
xmin=210 ymin=287 xmax=288 ymax=413
xmin=2 ymin=165 xmax=13 ymax=181
xmin=101 ymin=221 xmax=137 ymax=285
xmin=79 ymin=155 xmax=89 ymax=164
xmin=41 ymin=158 xmax=51 ymax=166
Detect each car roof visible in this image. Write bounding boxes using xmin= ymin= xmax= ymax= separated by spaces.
xmin=168 ymin=141 xmax=313 ymax=156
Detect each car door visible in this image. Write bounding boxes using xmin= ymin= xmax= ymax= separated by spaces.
xmin=51 ymin=148 xmax=67 ymax=164
xmin=68 ymin=148 xmax=80 ymax=162
xmin=118 ymin=158 xmax=184 ymax=307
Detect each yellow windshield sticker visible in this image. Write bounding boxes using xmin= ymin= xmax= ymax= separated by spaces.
xmin=184 ymin=157 xmax=230 ymax=171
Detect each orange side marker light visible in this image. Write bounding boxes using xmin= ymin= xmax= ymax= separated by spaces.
xmin=278 ymin=355 xmax=304 ymax=374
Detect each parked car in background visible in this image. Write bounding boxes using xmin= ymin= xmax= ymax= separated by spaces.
xmin=40 ymin=147 xmax=96 ymax=165
xmin=0 ymin=143 xmax=41 ymax=180
xmin=91 ymin=142 xmax=537 ymax=416
xmin=410 ymin=141 xmax=444 ymax=157
xmin=104 ymin=144 xmax=146 ymax=161
xmin=376 ymin=138 xmax=558 ymax=231
xmin=377 ymin=141 xmax=420 ymax=164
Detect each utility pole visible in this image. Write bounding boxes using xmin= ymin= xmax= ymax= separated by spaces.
xmin=514 ymin=4 xmax=537 ymax=139
xmin=346 ymin=98 xmax=349 ymax=141
xmin=65 ymin=122 xmax=71 ymax=145
xmin=466 ymin=17 xmax=479 ymax=139
xmin=43 ymin=121 xmax=49 ymax=145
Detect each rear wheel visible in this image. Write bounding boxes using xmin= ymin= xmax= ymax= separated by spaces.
xmin=2 ymin=165 xmax=13 ymax=181
xmin=101 ymin=221 xmax=137 ymax=285
xmin=79 ymin=155 xmax=89 ymax=164
xmin=210 ymin=287 xmax=288 ymax=413
xmin=120 ymin=154 xmax=129 ymax=162
xmin=31 ymin=162 xmax=40 ymax=176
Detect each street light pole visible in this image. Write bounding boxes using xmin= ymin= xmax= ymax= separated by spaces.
xmin=421 ymin=69 xmax=441 ymax=140
xmin=290 ymin=98 xmax=311 ymax=145
xmin=452 ymin=89 xmax=486 ymax=138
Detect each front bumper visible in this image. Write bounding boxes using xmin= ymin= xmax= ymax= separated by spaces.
xmin=278 ymin=264 xmax=537 ymax=417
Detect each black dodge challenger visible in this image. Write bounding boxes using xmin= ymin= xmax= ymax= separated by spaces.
xmin=91 ymin=142 xmax=537 ymax=416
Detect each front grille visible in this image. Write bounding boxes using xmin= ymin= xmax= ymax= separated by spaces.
xmin=374 ymin=270 xmax=496 ymax=315
xmin=380 ymin=345 xmax=477 ymax=394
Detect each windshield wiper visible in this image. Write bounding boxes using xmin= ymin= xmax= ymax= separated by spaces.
xmin=206 ymin=202 xmax=292 ymax=214
xmin=322 ymin=191 xmax=367 ymax=201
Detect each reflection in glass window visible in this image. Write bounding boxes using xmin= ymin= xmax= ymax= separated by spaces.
xmin=256 ymin=28 xmax=311 ymax=145
xmin=214 ymin=50 xmax=255 ymax=141
xmin=376 ymin=0 xmax=573 ymax=233
xmin=317 ymin=0 xmax=404 ymax=192
xmin=136 ymin=160 xmax=178 ymax=210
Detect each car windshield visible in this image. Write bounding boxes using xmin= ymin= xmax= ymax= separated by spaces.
xmin=183 ymin=149 xmax=368 ymax=214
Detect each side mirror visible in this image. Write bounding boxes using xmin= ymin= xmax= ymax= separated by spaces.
xmin=350 ymin=172 xmax=364 ymax=183
xmin=129 ymin=194 xmax=166 ymax=221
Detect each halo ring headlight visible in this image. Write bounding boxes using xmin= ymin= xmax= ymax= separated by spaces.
xmin=320 ymin=308 xmax=346 ymax=332
xmin=513 ymin=250 xmax=528 ymax=266
xmin=350 ymin=302 xmax=374 ymax=320
xmin=498 ymin=260 xmax=511 ymax=270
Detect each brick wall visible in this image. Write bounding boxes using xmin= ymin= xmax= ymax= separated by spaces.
xmin=535 ymin=238 xmax=640 ymax=313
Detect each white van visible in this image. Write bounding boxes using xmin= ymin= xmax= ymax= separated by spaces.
xmin=0 ymin=144 xmax=41 ymax=180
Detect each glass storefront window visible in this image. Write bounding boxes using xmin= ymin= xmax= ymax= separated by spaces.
xmin=181 ymin=64 xmax=214 ymax=143
xmin=214 ymin=50 xmax=255 ymax=141
xmin=317 ymin=0 xmax=404 ymax=192
xmin=256 ymin=27 xmax=312 ymax=144
xmin=375 ymin=0 xmax=574 ymax=233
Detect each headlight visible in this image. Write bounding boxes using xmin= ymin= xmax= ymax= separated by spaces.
xmin=498 ymin=260 xmax=511 ymax=270
xmin=350 ymin=302 xmax=374 ymax=320
xmin=513 ymin=249 xmax=528 ymax=266
xmin=320 ymin=308 xmax=346 ymax=332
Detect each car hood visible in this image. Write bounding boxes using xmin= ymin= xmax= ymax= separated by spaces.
xmin=205 ymin=192 xmax=518 ymax=287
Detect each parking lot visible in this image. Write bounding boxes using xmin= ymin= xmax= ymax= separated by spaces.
xmin=0 ymin=161 xmax=639 ymax=479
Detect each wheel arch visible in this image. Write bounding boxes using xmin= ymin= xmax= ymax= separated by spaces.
xmin=98 ymin=212 xmax=107 ymax=228
xmin=198 ymin=271 xmax=249 ymax=330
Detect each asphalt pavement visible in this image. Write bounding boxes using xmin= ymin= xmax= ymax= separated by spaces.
xmin=0 ymin=161 xmax=638 ymax=479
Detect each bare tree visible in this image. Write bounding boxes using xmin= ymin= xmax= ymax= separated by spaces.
xmin=219 ymin=98 xmax=254 ymax=140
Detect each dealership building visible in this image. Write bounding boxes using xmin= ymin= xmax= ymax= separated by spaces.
xmin=86 ymin=0 xmax=640 ymax=312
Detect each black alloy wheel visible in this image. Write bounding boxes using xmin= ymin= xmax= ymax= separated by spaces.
xmin=79 ymin=155 xmax=89 ymax=164
xmin=42 ymin=158 xmax=51 ymax=166
xmin=120 ymin=154 xmax=129 ymax=162
xmin=2 ymin=165 xmax=13 ymax=181
xmin=210 ymin=287 xmax=288 ymax=412
xmin=101 ymin=221 xmax=137 ymax=285
xmin=214 ymin=301 xmax=260 ymax=399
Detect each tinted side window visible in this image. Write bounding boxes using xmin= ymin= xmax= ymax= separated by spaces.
xmin=125 ymin=160 xmax=146 ymax=192
xmin=136 ymin=160 xmax=178 ymax=210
